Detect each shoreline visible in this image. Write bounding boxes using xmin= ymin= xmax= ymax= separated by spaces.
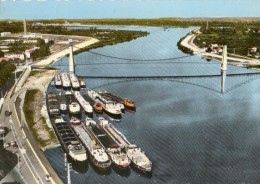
xmin=34 ymin=37 xmax=99 ymax=67
xmin=180 ymin=32 xmax=260 ymax=67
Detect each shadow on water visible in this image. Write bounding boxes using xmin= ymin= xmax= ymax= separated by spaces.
xmin=91 ymin=75 xmax=260 ymax=95
xmin=0 ymin=140 xmax=18 ymax=181
xmin=111 ymin=165 xmax=131 ymax=177
xmin=88 ymin=161 xmax=112 ymax=176
xmin=91 ymin=79 xmax=222 ymax=94
xmin=68 ymin=157 xmax=89 ymax=174
xmin=131 ymin=166 xmax=153 ymax=179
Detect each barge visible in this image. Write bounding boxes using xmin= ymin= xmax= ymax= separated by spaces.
xmin=84 ymin=93 xmax=103 ymax=114
xmin=54 ymin=73 xmax=62 ymax=88
xmin=79 ymin=79 xmax=86 ymax=88
xmin=68 ymin=102 xmax=81 ymax=118
xmin=47 ymin=92 xmax=60 ymax=117
xmin=69 ymin=73 xmax=80 ymax=91
xmin=60 ymin=72 xmax=71 ymax=90
xmin=51 ymin=116 xmax=87 ymax=162
xmin=75 ymin=118 xmax=111 ymax=170
xmin=99 ymin=117 xmax=152 ymax=172
xmin=74 ymin=91 xmax=93 ymax=117
xmin=86 ymin=89 xmax=122 ymax=119
xmin=97 ymin=118 xmax=131 ymax=170
xmin=99 ymin=91 xmax=136 ymax=112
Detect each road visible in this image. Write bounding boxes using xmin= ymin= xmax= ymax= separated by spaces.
xmin=0 ymin=69 xmax=62 ymax=184
xmin=181 ymin=34 xmax=260 ymax=66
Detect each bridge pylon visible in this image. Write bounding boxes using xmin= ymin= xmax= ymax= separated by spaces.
xmin=221 ymin=45 xmax=227 ymax=94
xmin=69 ymin=46 xmax=74 ymax=74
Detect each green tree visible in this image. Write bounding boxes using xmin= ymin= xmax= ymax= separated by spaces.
xmin=0 ymin=50 xmax=4 ymax=57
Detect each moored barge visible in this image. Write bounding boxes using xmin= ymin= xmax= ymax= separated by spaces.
xmin=54 ymin=73 xmax=62 ymax=88
xmin=86 ymin=89 xmax=122 ymax=119
xmin=51 ymin=117 xmax=87 ymax=162
xmin=69 ymin=73 xmax=80 ymax=90
xmin=98 ymin=117 xmax=152 ymax=172
xmin=47 ymin=92 xmax=60 ymax=117
xmin=70 ymin=120 xmax=111 ymax=170
xmin=99 ymin=91 xmax=136 ymax=112
xmin=74 ymin=91 xmax=93 ymax=117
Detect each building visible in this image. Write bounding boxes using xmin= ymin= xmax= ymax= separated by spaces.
xmin=23 ymin=34 xmax=37 ymax=39
xmin=5 ymin=51 xmax=25 ymax=61
xmin=25 ymin=47 xmax=39 ymax=59
xmin=0 ymin=46 xmax=9 ymax=53
xmin=23 ymin=39 xmax=38 ymax=44
xmin=250 ymin=47 xmax=257 ymax=53
xmin=0 ymin=57 xmax=13 ymax=62
xmin=2 ymin=39 xmax=17 ymax=45
xmin=1 ymin=32 xmax=12 ymax=37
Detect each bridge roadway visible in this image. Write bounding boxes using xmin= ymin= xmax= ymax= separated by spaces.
xmin=0 ymin=74 xmax=62 ymax=183
xmin=79 ymin=72 xmax=260 ymax=79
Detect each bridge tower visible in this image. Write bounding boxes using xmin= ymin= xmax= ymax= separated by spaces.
xmin=69 ymin=46 xmax=74 ymax=74
xmin=221 ymin=45 xmax=227 ymax=94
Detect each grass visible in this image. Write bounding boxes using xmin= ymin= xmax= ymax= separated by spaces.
xmin=23 ymin=89 xmax=57 ymax=148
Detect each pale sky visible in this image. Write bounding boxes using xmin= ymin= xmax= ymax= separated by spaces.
xmin=0 ymin=0 xmax=259 ymax=19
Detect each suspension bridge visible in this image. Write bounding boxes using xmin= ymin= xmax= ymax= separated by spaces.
xmin=38 ymin=45 xmax=260 ymax=94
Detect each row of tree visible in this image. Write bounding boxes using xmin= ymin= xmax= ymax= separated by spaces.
xmin=0 ymin=61 xmax=16 ymax=88
xmin=194 ymin=25 xmax=260 ymax=56
xmin=31 ymin=39 xmax=53 ymax=61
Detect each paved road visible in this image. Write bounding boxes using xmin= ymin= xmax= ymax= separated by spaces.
xmin=181 ymin=34 xmax=260 ymax=65
xmin=0 ymin=71 xmax=63 ymax=184
xmin=0 ymin=88 xmax=48 ymax=184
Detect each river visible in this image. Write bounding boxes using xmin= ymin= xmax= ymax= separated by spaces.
xmin=46 ymin=26 xmax=260 ymax=184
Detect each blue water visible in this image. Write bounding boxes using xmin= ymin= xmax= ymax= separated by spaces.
xmin=46 ymin=26 xmax=260 ymax=184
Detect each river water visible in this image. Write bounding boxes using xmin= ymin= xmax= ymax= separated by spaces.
xmin=46 ymin=26 xmax=260 ymax=183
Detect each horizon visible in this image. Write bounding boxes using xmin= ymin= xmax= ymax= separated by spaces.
xmin=0 ymin=0 xmax=259 ymax=20
xmin=1 ymin=16 xmax=260 ymax=22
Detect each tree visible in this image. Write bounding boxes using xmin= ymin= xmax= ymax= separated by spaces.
xmin=0 ymin=50 xmax=4 ymax=57
xmin=37 ymin=38 xmax=45 ymax=47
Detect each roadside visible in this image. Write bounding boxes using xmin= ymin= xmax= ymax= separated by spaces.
xmin=180 ymin=33 xmax=260 ymax=67
xmin=22 ymin=69 xmax=59 ymax=149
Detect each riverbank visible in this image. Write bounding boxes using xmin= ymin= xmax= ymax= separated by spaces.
xmin=34 ymin=37 xmax=99 ymax=67
xmin=180 ymin=32 xmax=260 ymax=67
xmin=22 ymin=69 xmax=59 ymax=148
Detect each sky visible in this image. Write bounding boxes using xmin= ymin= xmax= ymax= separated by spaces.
xmin=0 ymin=0 xmax=259 ymax=20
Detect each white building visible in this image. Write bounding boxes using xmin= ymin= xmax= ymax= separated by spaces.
xmin=23 ymin=34 xmax=36 ymax=39
xmin=23 ymin=40 xmax=38 ymax=44
xmin=25 ymin=47 xmax=39 ymax=59
xmin=1 ymin=32 xmax=12 ymax=37
xmin=2 ymin=39 xmax=16 ymax=44
xmin=5 ymin=51 xmax=25 ymax=61
xmin=250 ymin=47 xmax=257 ymax=53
